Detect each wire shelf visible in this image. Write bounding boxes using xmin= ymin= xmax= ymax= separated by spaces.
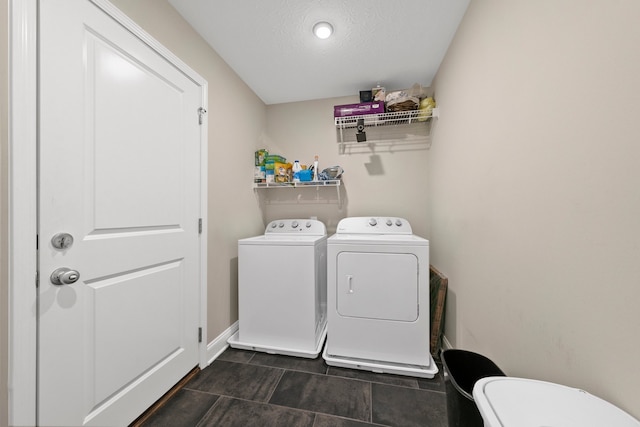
xmin=334 ymin=108 xmax=437 ymax=129
xmin=334 ymin=108 xmax=438 ymax=146
xmin=253 ymin=180 xmax=341 ymax=189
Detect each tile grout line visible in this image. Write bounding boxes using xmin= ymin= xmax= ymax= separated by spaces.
xmin=194 ymin=394 xmax=225 ymax=427
xmin=264 ymin=367 xmax=287 ymax=403
xmin=369 ymin=381 xmax=374 ymax=425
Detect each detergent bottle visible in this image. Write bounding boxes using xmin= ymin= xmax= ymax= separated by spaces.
xmin=292 ymin=160 xmax=302 ymax=182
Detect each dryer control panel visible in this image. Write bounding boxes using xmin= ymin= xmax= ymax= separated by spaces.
xmin=264 ymin=219 xmax=327 ymax=235
xmin=335 ymin=217 xmax=413 ymax=234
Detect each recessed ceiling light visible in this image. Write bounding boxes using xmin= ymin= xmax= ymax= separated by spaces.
xmin=313 ymin=22 xmax=333 ymax=39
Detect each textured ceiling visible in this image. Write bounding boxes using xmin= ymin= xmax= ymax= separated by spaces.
xmin=168 ymin=0 xmax=470 ymax=105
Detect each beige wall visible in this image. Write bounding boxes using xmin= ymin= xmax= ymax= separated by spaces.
xmin=107 ymin=0 xmax=267 ymax=340
xmin=1 ymin=0 xmax=9 ymax=424
xmin=265 ymin=96 xmax=431 ymax=237
xmin=430 ymin=0 xmax=640 ymax=418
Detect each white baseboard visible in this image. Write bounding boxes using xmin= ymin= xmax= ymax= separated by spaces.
xmin=442 ymin=335 xmax=453 ymax=351
xmin=205 ymin=321 xmax=239 ymax=366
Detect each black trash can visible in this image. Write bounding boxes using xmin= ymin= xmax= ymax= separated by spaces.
xmin=441 ymin=349 xmax=506 ymax=427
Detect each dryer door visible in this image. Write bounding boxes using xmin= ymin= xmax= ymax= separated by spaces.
xmin=336 ymin=252 xmax=418 ymax=322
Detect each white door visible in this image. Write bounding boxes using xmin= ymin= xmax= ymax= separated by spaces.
xmin=38 ymin=0 xmax=204 ymax=425
xmin=336 ymin=252 xmax=418 ymax=321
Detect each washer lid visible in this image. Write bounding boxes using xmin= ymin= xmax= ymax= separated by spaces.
xmin=473 ymin=377 xmax=640 ymax=427
xmin=239 ymin=234 xmax=327 ymax=245
xmin=327 ymin=232 xmax=428 ymax=246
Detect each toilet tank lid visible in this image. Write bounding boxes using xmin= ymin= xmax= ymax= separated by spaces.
xmin=472 ymin=377 xmax=640 ymax=427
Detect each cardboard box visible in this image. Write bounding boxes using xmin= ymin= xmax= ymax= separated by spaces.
xmin=334 ymin=102 xmax=385 ymax=118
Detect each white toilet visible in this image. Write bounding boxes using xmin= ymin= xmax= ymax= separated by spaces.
xmin=473 ymin=376 xmax=640 ymax=427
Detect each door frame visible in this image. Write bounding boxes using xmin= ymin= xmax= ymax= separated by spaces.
xmin=8 ymin=1 xmax=209 ymax=425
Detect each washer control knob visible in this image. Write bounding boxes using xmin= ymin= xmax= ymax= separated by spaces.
xmin=271 ymin=222 xmax=277 ymax=228
xmin=369 ymin=218 xmax=377 ymax=226
xmin=386 ymin=219 xmax=392 ymax=226
xmin=396 ymin=219 xmax=403 ymax=226
xmin=291 ymin=221 xmax=299 ymax=228
xmin=278 ymin=222 xmax=284 ymax=228
xmin=306 ymin=221 xmax=312 ymax=228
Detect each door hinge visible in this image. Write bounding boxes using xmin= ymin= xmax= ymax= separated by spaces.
xmin=198 ymin=218 xmax=203 ymax=234
xmin=198 ymin=327 xmax=203 ymax=343
xmin=35 ymin=271 xmax=39 ymax=288
xmin=198 ymin=107 xmax=207 ymax=125
xmin=36 ymin=233 xmax=39 ymax=250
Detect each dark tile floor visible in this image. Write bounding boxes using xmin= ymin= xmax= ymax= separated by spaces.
xmin=141 ymin=347 xmax=447 ymax=427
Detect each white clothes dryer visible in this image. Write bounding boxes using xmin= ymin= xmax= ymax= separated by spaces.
xmin=228 ymin=219 xmax=327 ymax=358
xmin=323 ymin=217 xmax=438 ymax=378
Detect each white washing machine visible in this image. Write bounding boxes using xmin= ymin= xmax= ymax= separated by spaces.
xmin=228 ymin=219 xmax=327 ymax=358
xmin=323 ymin=217 xmax=438 ymax=378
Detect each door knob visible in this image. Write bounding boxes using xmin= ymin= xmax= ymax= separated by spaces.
xmin=50 ymin=268 xmax=80 ymax=285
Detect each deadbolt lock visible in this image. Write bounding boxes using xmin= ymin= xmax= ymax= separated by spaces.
xmin=51 ymin=232 xmax=74 ymax=250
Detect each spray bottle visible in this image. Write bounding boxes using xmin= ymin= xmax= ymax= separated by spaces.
xmin=292 ymin=160 xmax=302 ymax=182
xmin=313 ymin=155 xmax=319 ymax=181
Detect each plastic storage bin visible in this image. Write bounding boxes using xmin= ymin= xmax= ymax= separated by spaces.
xmin=442 ymin=349 xmax=506 ymax=427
